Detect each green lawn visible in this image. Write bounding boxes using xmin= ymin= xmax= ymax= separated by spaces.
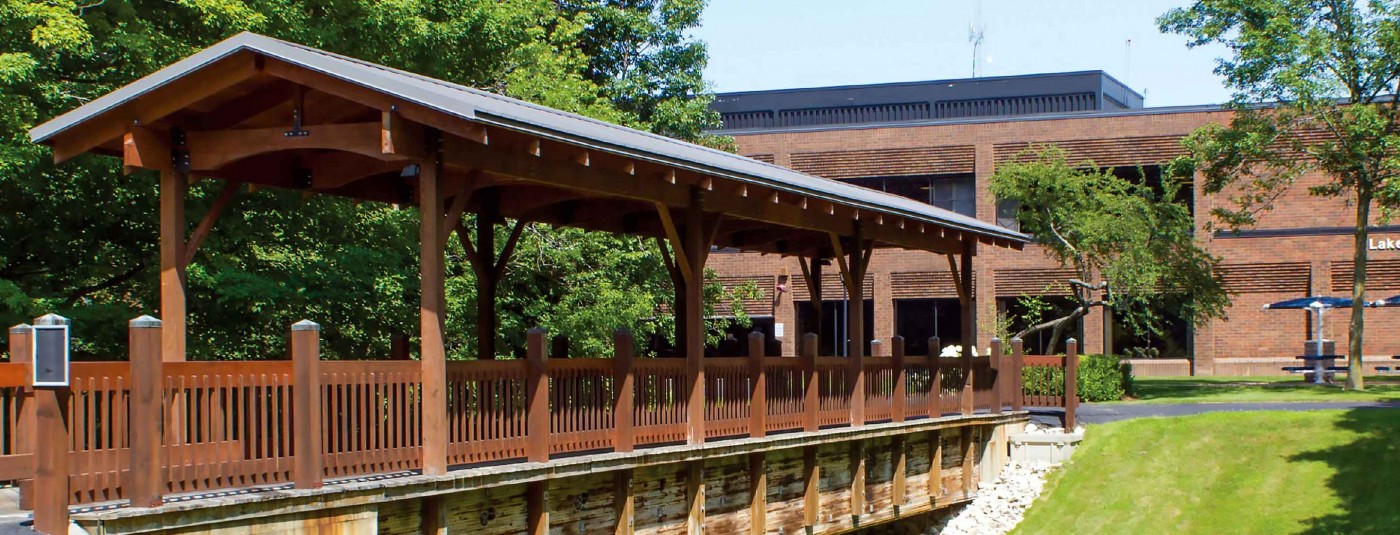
xmin=1114 ymin=376 xmax=1400 ymax=404
xmin=1014 ymin=410 xmax=1400 ymax=534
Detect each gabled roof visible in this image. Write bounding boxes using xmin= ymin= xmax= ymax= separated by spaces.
xmin=30 ymin=32 xmax=1029 ymax=249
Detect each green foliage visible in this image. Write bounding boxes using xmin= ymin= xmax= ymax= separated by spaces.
xmin=1021 ymin=354 xmax=1133 ymax=403
xmin=990 ymin=147 xmax=1229 ymax=348
xmin=0 ymin=0 xmax=727 ymax=359
xmin=1160 ymin=0 xmax=1400 ymax=389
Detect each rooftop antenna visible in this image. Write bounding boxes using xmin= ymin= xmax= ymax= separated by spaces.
xmin=1124 ymin=38 xmax=1133 ymax=87
xmin=968 ymin=2 xmax=986 ymax=77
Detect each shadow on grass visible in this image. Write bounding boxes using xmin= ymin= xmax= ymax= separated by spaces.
xmin=1291 ymin=409 xmax=1400 ymax=534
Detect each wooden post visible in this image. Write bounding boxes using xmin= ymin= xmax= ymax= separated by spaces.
xmin=801 ymin=333 xmax=819 ymax=432
xmin=929 ymin=430 xmax=943 ymax=505
xmin=10 ymin=324 xmax=34 ymax=510
xmin=989 ymin=338 xmax=1003 ymax=414
xmin=869 ymin=339 xmax=882 ymax=358
xmin=748 ymin=330 xmax=766 ymax=438
xmin=928 ymin=336 xmax=941 ymax=417
xmin=891 ymin=336 xmax=906 ymax=423
xmin=850 ymin=440 xmax=866 ymax=523
xmin=614 ymin=470 xmax=634 ymax=535
xmin=291 ymin=320 xmax=322 ymax=489
xmin=527 ymin=328 xmax=549 ymax=462
xmin=960 ymin=242 xmax=975 ymax=416
xmin=422 ymin=496 xmax=447 ymax=535
xmin=614 ymin=329 xmax=635 ymax=453
xmin=128 ymin=316 xmax=163 ymax=508
xmin=528 ymin=480 xmax=549 ymax=535
xmin=798 ymin=256 xmax=825 ymax=354
xmin=1065 ymin=338 xmax=1079 ymax=429
xmin=33 ymin=314 xmax=70 ymax=534
xmin=686 ymin=461 xmax=705 ymax=534
xmin=419 ymin=150 xmax=449 ymax=476
xmin=749 ymin=452 xmax=767 ymax=535
xmin=960 ymin=426 xmax=974 ymax=498
xmin=477 ymin=193 xmax=500 ymax=360
xmin=683 ymin=194 xmax=711 ymax=446
xmin=1011 ymin=338 xmax=1024 ymax=411
xmin=892 ymin=435 xmax=907 ymax=514
xmin=160 ymin=169 xmax=187 ymax=362
xmin=841 ymin=231 xmax=869 ymax=428
xmin=803 ymin=445 xmax=820 ymax=530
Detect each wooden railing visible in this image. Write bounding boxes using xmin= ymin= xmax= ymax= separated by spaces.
xmin=1013 ymin=338 xmax=1082 ymax=428
xmin=5 ymin=319 xmax=1022 ymax=516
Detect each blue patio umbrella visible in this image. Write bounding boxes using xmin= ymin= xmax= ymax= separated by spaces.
xmin=1370 ymin=295 xmax=1400 ymax=307
xmin=1261 ymin=296 xmax=1370 ymax=310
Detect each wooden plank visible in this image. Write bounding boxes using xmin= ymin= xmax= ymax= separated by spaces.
xmin=33 ymin=385 xmax=69 ymax=533
xmin=182 ymin=180 xmax=241 ymax=267
xmin=892 ymin=435 xmax=907 ymax=514
xmin=8 ymin=326 xmax=34 ymax=510
xmin=121 ymin=126 xmax=173 ymax=174
xmin=185 ymin=121 xmax=397 ymax=171
xmin=615 ymin=330 xmax=635 ymax=453
xmin=527 ymin=480 xmax=549 ymax=535
xmin=803 ymin=445 xmax=819 ymax=529
xmin=959 ymin=241 xmax=975 ymax=415
xmin=850 ymin=440 xmax=866 ymax=522
xmin=748 ymin=331 xmax=766 ymax=439
xmin=686 ymin=461 xmax=704 ymax=534
xmin=961 ymin=426 xmax=975 ymax=498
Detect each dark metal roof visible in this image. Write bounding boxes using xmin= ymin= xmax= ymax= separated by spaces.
xmin=30 ymin=32 xmax=1028 ymax=246
xmin=710 ymin=71 xmax=1146 ymax=132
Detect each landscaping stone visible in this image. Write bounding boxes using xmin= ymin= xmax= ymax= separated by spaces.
xmin=926 ymin=460 xmax=1056 ymax=535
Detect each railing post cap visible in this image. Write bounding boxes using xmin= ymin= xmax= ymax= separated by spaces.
xmin=748 ymin=330 xmax=764 ymax=339
xmin=1011 ymin=337 xmax=1023 ymax=343
xmin=292 ymin=319 xmax=321 ymax=332
xmin=34 ymin=313 xmax=69 ymax=326
xmin=129 ymin=315 xmax=162 ymax=329
xmin=9 ymin=323 xmax=32 ymax=334
xmin=527 ymin=326 xmax=548 ymax=335
xmin=615 ymin=326 xmax=632 ymax=337
xmin=891 ymin=334 xmax=904 ymax=341
xmin=1067 ymin=338 xmax=1078 ymax=344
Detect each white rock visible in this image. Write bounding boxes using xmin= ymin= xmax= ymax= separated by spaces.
xmin=931 ymin=461 xmax=1057 ymax=535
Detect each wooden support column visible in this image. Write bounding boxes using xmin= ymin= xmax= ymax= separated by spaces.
xmin=801 ymin=333 xmax=819 ymax=432
xmin=160 ymin=168 xmax=187 ymax=362
xmin=421 ymin=496 xmax=447 ymax=535
xmin=929 ymin=430 xmax=943 ymax=504
xmin=1011 ymin=338 xmax=1025 ymax=411
xmin=831 ymin=227 xmax=871 ymax=427
xmin=961 ymin=426 xmax=975 ymax=497
xmin=892 ymin=335 xmax=906 ymax=422
xmin=291 ymin=320 xmax=322 ymax=489
xmin=418 ymin=140 xmax=449 ymax=475
xmin=614 ymin=470 xmax=634 ymax=535
xmin=749 ymin=452 xmax=767 ymax=535
xmin=892 ymin=435 xmax=907 ymax=514
xmin=33 ymin=314 xmax=70 ymax=534
xmin=662 ymin=188 xmax=718 ymax=445
xmin=686 ymin=461 xmax=705 ymax=534
xmin=748 ymin=331 xmax=766 ymax=438
xmin=797 ymin=255 xmax=825 ymax=353
xmin=128 ymin=316 xmax=163 ymax=508
xmin=959 ymin=242 xmax=976 ymax=415
xmin=526 ymin=328 xmax=549 ymax=462
xmin=850 ymin=440 xmax=866 ymax=523
xmin=528 ymin=480 xmax=549 ymax=535
xmin=803 ymin=445 xmax=820 ymax=530
xmin=456 ymin=189 xmax=527 ymax=360
xmin=928 ymin=336 xmax=941 ymax=417
xmin=990 ymin=338 xmax=1003 ymax=414
xmin=10 ymin=325 xmax=34 ymax=510
xmin=614 ymin=329 xmax=635 ymax=452
xmin=1066 ymin=338 xmax=1079 ymax=429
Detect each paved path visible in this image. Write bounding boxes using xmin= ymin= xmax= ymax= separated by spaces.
xmin=1029 ymin=400 xmax=1400 ymax=427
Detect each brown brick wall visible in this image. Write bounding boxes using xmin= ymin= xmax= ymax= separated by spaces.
xmin=709 ymin=109 xmax=1400 ymax=371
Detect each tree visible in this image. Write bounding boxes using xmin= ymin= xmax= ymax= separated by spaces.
xmin=990 ymin=148 xmax=1230 ymax=354
xmin=0 ymin=1 xmax=728 ymax=359
xmin=1160 ymin=0 xmax=1400 ymax=389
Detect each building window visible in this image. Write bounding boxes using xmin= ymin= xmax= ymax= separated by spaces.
xmin=844 ymin=174 xmax=976 ymax=217
xmin=795 ymin=300 xmax=874 ymax=356
xmin=895 ymin=299 xmax=963 ymax=356
xmin=996 ymin=199 xmax=1020 ymax=231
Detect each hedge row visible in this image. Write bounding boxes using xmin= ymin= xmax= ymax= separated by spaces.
xmin=1020 ymin=354 xmax=1134 ymax=402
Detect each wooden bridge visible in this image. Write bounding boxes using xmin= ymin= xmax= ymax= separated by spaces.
xmin=12 ymin=32 xmax=1057 ymax=533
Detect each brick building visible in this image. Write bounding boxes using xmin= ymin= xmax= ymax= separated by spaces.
xmin=704 ymin=71 xmax=1400 ymax=375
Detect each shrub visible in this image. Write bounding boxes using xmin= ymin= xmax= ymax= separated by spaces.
xmin=1020 ymin=354 xmax=1132 ymax=402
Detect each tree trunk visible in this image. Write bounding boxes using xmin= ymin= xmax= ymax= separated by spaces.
xmin=1347 ymin=187 xmax=1370 ymax=390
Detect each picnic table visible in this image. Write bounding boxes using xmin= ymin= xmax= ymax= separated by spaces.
xmin=1288 ymin=355 xmax=1346 ymax=384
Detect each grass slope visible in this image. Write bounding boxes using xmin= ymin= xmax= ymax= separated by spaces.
xmin=1117 ymin=377 xmax=1400 ymax=404
xmin=1014 ymin=410 xmax=1400 ymax=534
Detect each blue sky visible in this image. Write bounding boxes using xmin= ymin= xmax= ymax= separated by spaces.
xmin=692 ymin=0 xmax=1233 ymax=108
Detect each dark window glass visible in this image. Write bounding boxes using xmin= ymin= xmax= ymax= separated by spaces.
xmin=995 ymin=199 xmax=1020 ymax=231
xmin=997 ymin=296 xmax=1083 ymax=355
xmin=794 ymin=300 xmax=874 ymax=356
xmin=894 ymin=299 xmax=964 ymax=356
xmin=843 ymin=174 xmax=976 ymax=217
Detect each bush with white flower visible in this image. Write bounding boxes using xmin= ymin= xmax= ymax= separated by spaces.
xmin=939 ymin=344 xmax=982 ymax=358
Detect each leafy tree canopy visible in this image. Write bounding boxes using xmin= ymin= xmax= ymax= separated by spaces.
xmin=1160 ymin=0 xmax=1400 ymax=388
xmin=990 ymin=148 xmax=1230 ymax=352
xmin=0 ymin=0 xmax=733 ymax=360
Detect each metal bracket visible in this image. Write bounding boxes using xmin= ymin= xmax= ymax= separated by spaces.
xmin=284 ymin=85 xmax=310 ymax=138
xmin=170 ymin=127 xmax=191 ymax=173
